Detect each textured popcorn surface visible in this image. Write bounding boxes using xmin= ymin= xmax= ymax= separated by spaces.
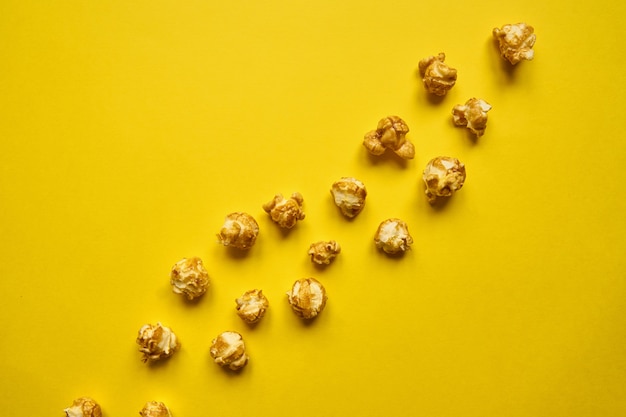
xmin=263 ymin=193 xmax=305 ymax=229
xmin=374 ymin=218 xmax=413 ymax=254
xmin=210 ymin=331 xmax=249 ymax=371
xmin=422 ymin=156 xmax=466 ymax=203
xmin=136 ymin=322 xmax=180 ymax=362
xmin=217 ymin=212 xmax=259 ymax=250
xmin=64 ymin=397 xmax=102 ymax=417
xmin=330 ymin=177 xmax=367 ymax=218
xmin=418 ymin=53 xmax=457 ymax=96
xmin=139 ymin=401 xmax=172 ymax=417
xmin=493 ymin=23 xmax=536 ymax=64
xmin=287 ymin=278 xmax=328 ymax=319
xmin=363 ymin=116 xmax=415 ymax=159
xmin=452 ymin=98 xmax=492 ymax=137
xmin=236 ymin=289 xmax=269 ymax=324
xmin=170 ymin=257 xmax=210 ymax=300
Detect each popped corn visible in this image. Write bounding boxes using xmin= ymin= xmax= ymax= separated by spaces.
xmin=262 ymin=192 xmax=305 ymax=229
xmin=363 ymin=116 xmax=415 ymax=159
xmin=287 ymin=278 xmax=328 ymax=319
xmin=493 ymin=23 xmax=536 ymax=65
xmin=308 ymin=240 xmax=341 ymax=265
xmin=139 ymin=401 xmax=172 ymax=417
xmin=330 ymin=177 xmax=367 ymax=218
xmin=170 ymin=257 xmax=210 ymax=300
xmin=452 ymin=98 xmax=492 ymax=137
xmin=418 ymin=53 xmax=457 ymax=96
xmin=64 ymin=397 xmax=102 ymax=417
xmin=210 ymin=331 xmax=249 ymax=371
xmin=217 ymin=212 xmax=259 ymax=250
xmin=374 ymin=218 xmax=413 ymax=254
xmin=422 ymin=156 xmax=466 ymax=203
xmin=136 ymin=322 xmax=180 ymax=363
xmin=235 ymin=289 xmax=269 ymax=324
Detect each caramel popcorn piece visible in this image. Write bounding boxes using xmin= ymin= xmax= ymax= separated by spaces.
xmin=136 ymin=322 xmax=180 ymax=363
xmin=287 ymin=277 xmax=328 ymax=319
xmin=217 ymin=212 xmax=259 ymax=250
xmin=374 ymin=218 xmax=413 ymax=255
xmin=64 ymin=397 xmax=102 ymax=417
xmin=330 ymin=177 xmax=367 ymax=218
xmin=210 ymin=331 xmax=249 ymax=371
xmin=422 ymin=156 xmax=466 ymax=203
xmin=363 ymin=116 xmax=415 ymax=159
xmin=262 ymin=192 xmax=305 ymax=228
xmin=308 ymin=240 xmax=341 ymax=265
xmin=139 ymin=401 xmax=172 ymax=417
xmin=493 ymin=23 xmax=536 ymax=64
xmin=418 ymin=53 xmax=457 ymax=96
xmin=452 ymin=98 xmax=492 ymax=137
xmin=170 ymin=257 xmax=210 ymax=300
xmin=235 ymin=289 xmax=269 ymax=324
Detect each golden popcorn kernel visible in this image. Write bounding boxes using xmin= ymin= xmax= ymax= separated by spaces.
xmin=210 ymin=331 xmax=249 ymax=371
xmin=262 ymin=192 xmax=305 ymax=229
xmin=287 ymin=277 xmax=328 ymax=319
xmin=374 ymin=218 xmax=413 ymax=255
xmin=235 ymin=289 xmax=269 ymax=324
xmin=139 ymin=401 xmax=172 ymax=417
xmin=64 ymin=397 xmax=102 ymax=417
xmin=493 ymin=23 xmax=536 ymax=65
xmin=422 ymin=156 xmax=466 ymax=203
xmin=170 ymin=257 xmax=210 ymax=300
xmin=136 ymin=322 xmax=180 ymax=363
xmin=217 ymin=212 xmax=259 ymax=250
xmin=418 ymin=53 xmax=457 ymax=96
xmin=452 ymin=98 xmax=492 ymax=137
xmin=363 ymin=116 xmax=415 ymax=159
xmin=308 ymin=240 xmax=341 ymax=265
xmin=330 ymin=177 xmax=367 ymax=218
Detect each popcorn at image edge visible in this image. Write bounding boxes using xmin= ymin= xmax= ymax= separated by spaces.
xmin=64 ymin=397 xmax=102 ymax=417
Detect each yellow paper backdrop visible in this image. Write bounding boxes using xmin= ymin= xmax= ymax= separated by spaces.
xmin=1 ymin=1 xmax=625 ymax=416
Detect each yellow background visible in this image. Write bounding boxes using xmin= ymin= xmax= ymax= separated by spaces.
xmin=1 ymin=0 xmax=625 ymax=416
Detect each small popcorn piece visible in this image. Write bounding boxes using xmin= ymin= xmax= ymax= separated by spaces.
xmin=363 ymin=116 xmax=415 ymax=159
xmin=136 ymin=322 xmax=180 ymax=363
xmin=308 ymin=240 xmax=341 ymax=265
xmin=210 ymin=331 xmax=249 ymax=371
xmin=262 ymin=192 xmax=305 ymax=229
xmin=330 ymin=177 xmax=367 ymax=218
xmin=217 ymin=212 xmax=259 ymax=250
xmin=170 ymin=257 xmax=210 ymax=300
xmin=287 ymin=278 xmax=328 ymax=319
xmin=139 ymin=401 xmax=172 ymax=417
xmin=64 ymin=397 xmax=102 ymax=417
xmin=422 ymin=156 xmax=466 ymax=204
xmin=493 ymin=23 xmax=536 ymax=65
xmin=418 ymin=53 xmax=457 ymax=96
xmin=374 ymin=218 xmax=413 ymax=255
xmin=235 ymin=289 xmax=269 ymax=324
xmin=452 ymin=98 xmax=492 ymax=137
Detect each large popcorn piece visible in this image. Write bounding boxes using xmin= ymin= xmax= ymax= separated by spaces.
xmin=64 ymin=397 xmax=102 ymax=417
xmin=374 ymin=218 xmax=413 ymax=255
xmin=308 ymin=240 xmax=341 ymax=265
xmin=363 ymin=116 xmax=415 ymax=159
xmin=422 ymin=156 xmax=466 ymax=203
xmin=217 ymin=212 xmax=259 ymax=250
xmin=418 ymin=53 xmax=457 ymax=96
xmin=493 ymin=23 xmax=536 ymax=65
xmin=330 ymin=177 xmax=367 ymax=218
xmin=287 ymin=277 xmax=328 ymax=319
xmin=452 ymin=98 xmax=492 ymax=137
xmin=210 ymin=331 xmax=249 ymax=371
xmin=139 ymin=401 xmax=172 ymax=417
xmin=136 ymin=322 xmax=180 ymax=363
xmin=235 ymin=289 xmax=269 ymax=324
xmin=170 ymin=257 xmax=210 ymax=300
xmin=262 ymin=192 xmax=305 ymax=228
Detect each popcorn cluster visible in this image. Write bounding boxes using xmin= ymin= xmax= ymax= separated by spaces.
xmin=66 ymin=20 xmax=535 ymax=415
